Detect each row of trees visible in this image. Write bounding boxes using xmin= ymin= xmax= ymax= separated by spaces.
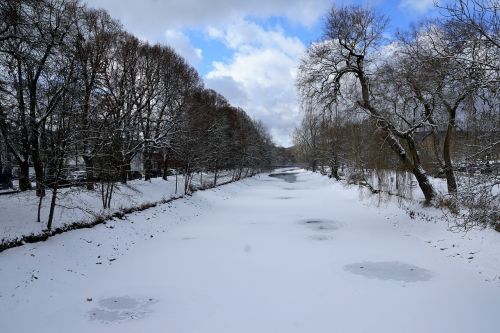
xmin=0 ymin=0 xmax=273 ymax=227
xmin=295 ymin=1 xmax=499 ymax=228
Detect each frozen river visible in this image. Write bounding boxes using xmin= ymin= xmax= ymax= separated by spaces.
xmin=1 ymin=169 xmax=500 ymax=332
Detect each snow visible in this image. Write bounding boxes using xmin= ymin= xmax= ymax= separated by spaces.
xmin=1 ymin=168 xmax=500 ymax=332
xmin=0 ymin=171 xmax=234 ymax=243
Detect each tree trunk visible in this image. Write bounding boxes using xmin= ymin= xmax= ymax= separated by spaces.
xmin=37 ymin=193 xmax=43 ymax=223
xmin=443 ymin=109 xmax=458 ymax=193
xmin=120 ymin=165 xmax=127 ymax=184
xmin=144 ymin=145 xmax=153 ymax=181
xmin=175 ymin=172 xmax=178 ymax=194
xmin=411 ymin=164 xmax=436 ymax=203
xmin=330 ymin=163 xmax=340 ymax=180
xmin=83 ymin=156 xmax=95 ymax=191
xmin=357 ymin=70 xmax=436 ymax=203
xmin=330 ymin=152 xmax=340 ymax=180
xmin=28 ymin=78 xmax=46 ymax=197
xmin=162 ymin=154 xmax=169 ymax=180
xmin=32 ymin=152 xmax=45 ymax=197
xmin=119 ymin=158 xmax=130 ymax=184
xmin=46 ymin=161 xmax=63 ymax=230
xmin=184 ymin=168 xmax=190 ymax=194
xmin=18 ymin=160 xmax=31 ymax=191
xmin=213 ymin=168 xmax=218 ymax=186
xmin=237 ymin=167 xmax=243 ymax=180
xmin=430 ymin=130 xmax=444 ymax=172
xmin=311 ymin=159 xmax=317 ymax=172
xmin=386 ymin=131 xmax=436 ymax=203
xmin=46 ymin=183 xmax=58 ymax=230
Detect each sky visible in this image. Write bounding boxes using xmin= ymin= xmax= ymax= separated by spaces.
xmin=83 ymin=0 xmax=441 ymax=147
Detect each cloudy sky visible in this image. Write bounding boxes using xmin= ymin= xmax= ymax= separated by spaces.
xmin=84 ymin=0 xmax=439 ymax=147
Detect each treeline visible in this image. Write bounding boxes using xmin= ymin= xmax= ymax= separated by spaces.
xmin=0 ymin=0 xmax=273 ymax=227
xmin=295 ymin=0 xmax=499 ymax=228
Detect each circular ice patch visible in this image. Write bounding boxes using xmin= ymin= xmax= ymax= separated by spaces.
xmin=88 ymin=296 xmax=156 ymax=323
xmin=344 ymin=261 xmax=432 ymax=282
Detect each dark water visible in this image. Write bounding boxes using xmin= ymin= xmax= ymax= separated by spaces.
xmin=268 ymin=172 xmax=297 ymax=183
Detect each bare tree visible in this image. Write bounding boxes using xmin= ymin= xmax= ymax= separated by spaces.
xmin=0 ymin=0 xmax=80 ymax=195
xmin=293 ymin=100 xmax=321 ymax=172
xmin=438 ymin=0 xmax=499 ymax=51
xmin=298 ymin=6 xmax=437 ymax=202
xmin=0 ymin=0 xmax=274 ymax=227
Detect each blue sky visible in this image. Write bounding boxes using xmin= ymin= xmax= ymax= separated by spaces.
xmin=84 ymin=0 xmax=441 ymax=146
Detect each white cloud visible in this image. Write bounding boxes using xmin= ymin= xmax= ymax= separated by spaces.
xmin=82 ymin=0 xmax=331 ymax=146
xmin=207 ymin=21 xmax=305 ymax=56
xmin=84 ymin=0 xmax=331 ymax=39
xmin=205 ymin=20 xmax=305 ymax=146
xmin=205 ymin=76 xmax=249 ymax=106
xmin=399 ymin=0 xmax=435 ymax=13
xmin=164 ymin=29 xmax=202 ymax=66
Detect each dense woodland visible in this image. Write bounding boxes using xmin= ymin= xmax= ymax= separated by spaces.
xmin=295 ymin=0 xmax=499 ymax=229
xmin=0 ymin=0 xmax=274 ymax=227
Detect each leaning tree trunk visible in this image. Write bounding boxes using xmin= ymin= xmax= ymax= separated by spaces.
xmin=46 ymin=184 xmax=59 ymax=230
xmin=358 ymin=72 xmax=436 ymax=203
xmin=411 ymin=164 xmax=436 ymax=203
xmin=46 ymin=155 xmax=64 ymax=230
xmin=385 ymin=130 xmax=436 ymax=203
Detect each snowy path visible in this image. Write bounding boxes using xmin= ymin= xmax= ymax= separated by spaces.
xmin=1 ymin=169 xmax=500 ymax=333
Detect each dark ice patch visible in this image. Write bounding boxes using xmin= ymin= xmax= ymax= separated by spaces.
xmin=302 ymin=219 xmax=341 ymax=232
xmin=310 ymin=235 xmax=331 ymax=241
xmin=344 ymin=261 xmax=432 ymax=282
xmin=89 ymin=296 xmax=156 ymax=323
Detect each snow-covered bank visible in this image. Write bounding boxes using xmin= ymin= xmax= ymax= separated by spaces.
xmin=314 ymin=168 xmax=500 ymax=283
xmin=1 ymin=169 xmax=499 ymax=333
xmin=319 ymin=166 xmax=500 ymax=232
xmin=0 ymin=171 xmax=238 ymax=246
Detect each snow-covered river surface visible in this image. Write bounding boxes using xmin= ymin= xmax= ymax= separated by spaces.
xmin=1 ymin=169 xmax=500 ymax=333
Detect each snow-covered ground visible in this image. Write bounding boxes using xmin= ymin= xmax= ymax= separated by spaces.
xmin=1 ymin=169 xmax=499 ymax=333
xmin=0 ymin=171 xmax=234 ymax=243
